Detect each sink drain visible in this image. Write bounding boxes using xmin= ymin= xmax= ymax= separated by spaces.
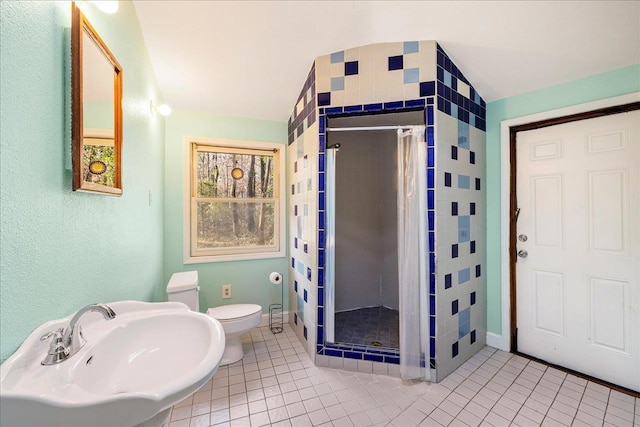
xmin=370 ymin=340 xmax=382 ymax=347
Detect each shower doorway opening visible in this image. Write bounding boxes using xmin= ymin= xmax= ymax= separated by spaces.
xmin=325 ymin=110 xmax=426 ymax=354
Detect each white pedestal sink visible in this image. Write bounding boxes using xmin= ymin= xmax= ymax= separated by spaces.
xmin=0 ymin=301 xmax=225 ymax=427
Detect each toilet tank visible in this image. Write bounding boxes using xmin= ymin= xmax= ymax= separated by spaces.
xmin=166 ymin=271 xmax=199 ymax=312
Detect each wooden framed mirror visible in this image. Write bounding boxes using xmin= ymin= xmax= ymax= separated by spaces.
xmin=71 ymin=2 xmax=123 ymax=195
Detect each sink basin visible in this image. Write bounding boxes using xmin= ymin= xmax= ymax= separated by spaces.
xmin=0 ymin=301 xmax=225 ymax=427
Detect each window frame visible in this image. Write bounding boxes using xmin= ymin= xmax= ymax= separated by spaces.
xmin=183 ymin=136 xmax=286 ymax=264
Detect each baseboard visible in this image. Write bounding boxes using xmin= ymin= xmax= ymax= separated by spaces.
xmin=259 ymin=311 xmax=289 ymax=328
xmin=486 ymin=332 xmax=507 ymax=351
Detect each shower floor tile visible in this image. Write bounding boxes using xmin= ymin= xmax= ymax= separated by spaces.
xmin=334 ymin=306 xmax=399 ymax=349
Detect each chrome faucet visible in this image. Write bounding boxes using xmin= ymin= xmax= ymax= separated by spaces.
xmin=42 ymin=303 xmax=116 ymax=365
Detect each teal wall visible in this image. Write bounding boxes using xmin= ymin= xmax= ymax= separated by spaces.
xmin=485 ymin=64 xmax=640 ymax=335
xmin=164 ymin=110 xmax=289 ymax=314
xmin=0 ymin=1 xmax=166 ymax=362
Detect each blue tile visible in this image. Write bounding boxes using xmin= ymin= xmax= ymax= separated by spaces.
xmin=444 ymin=71 xmax=452 ymax=87
xmin=388 ymin=55 xmax=403 ymax=70
xmin=452 ymin=342 xmax=459 ymax=358
xmin=458 ymin=121 xmax=470 ymax=149
xmin=444 ymin=172 xmax=452 ymax=187
xmin=452 ymin=244 xmax=459 ymax=258
xmin=294 ymin=280 xmax=298 ymax=293
xmin=476 ymin=264 xmax=482 ymax=277
xmin=429 ymin=252 xmax=436 ymax=271
xmin=291 ymin=257 xmax=295 ymax=268
xmin=430 ymin=273 xmax=436 ymax=293
xmin=459 ymin=228 xmax=470 ymax=243
xmin=430 ymin=358 xmax=436 ymax=369
xmin=318 ymin=268 xmax=324 ymax=286
xmin=458 ymin=216 xmax=470 ymax=230
xmin=428 ymin=212 xmax=435 ymax=231
xmin=420 ymin=81 xmax=435 ymax=97
xmin=451 ymin=104 xmax=458 ymax=119
xmin=317 ymin=326 xmax=324 ymax=344
xmin=325 ymin=348 xmax=343 ymax=357
xmin=405 ymin=99 xmax=426 ymax=108
xmin=470 ymin=240 xmax=476 ymax=254
xmin=429 ymin=316 xmax=436 ymax=336
xmin=331 ymin=77 xmax=344 ymax=91
xmin=428 ymin=232 xmax=435 ymax=250
xmin=318 ymin=288 xmax=324 ymax=307
xmin=451 ymin=145 xmax=458 ymax=160
xmin=428 ymin=147 xmax=435 ymax=167
xmin=452 ymin=300 xmax=459 ymax=315
xmin=451 ymin=76 xmax=458 ymax=91
xmin=345 ymin=61 xmax=358 ymax=76
xmin=383 ymin=101 xmax=403 ymax=110
xmin=437 ymin=50 xmax=444 ymax=67
xmin=297 ymin=296 xmax=304 ymax=321
xmin=445 ymin=274 xmax=452 ymax=289
xmin=404 ymin=41 xmax=419 ymax=54
xmin=427 ymin=127 xmax=434 ymax=146
xmin=319 ymin=115 xmax=325 ymax=133
xmin=404 ymin=68 xmax=419 ymax=84
xmin=385 ymin=355 xmax=400 ymax=364
xmin=470 ymin=151 xmax=476 ymax=164
xmin=427 ymin=97 xmax=435 ymax=105
xmin=428 ymin=189 xmax=435 ymax=209
xmin=319 ymin=154 xmax=325 ymax=172
xmin=294 ymin=205 xmax=298 ymax=216
xmin=459 ymin=308 xmax=470 ymax=338
xmin=452 ymin=202 xmax=458 ymax=216
xmin=294 ymin=237 xmax=298 ymax=248
xmin=437 ymin=66 xmax=444 ymax=82
xmin=427 ymin=168 xmax=435 ymax=188
xmin=318 ymin=92 xmax=331 ymax=106
xmin=471 ymin=330 xmax=477 ymax=344
xmin=471 ymin=292 xmax=476 ymax=306
xmin=429 ymin=295 xmax=436 ymax=314
xmin=344 ymin=351 xmax=363 ymax=360
xmin=458 ymin=268 xmax=471 ymax=284
xmin=470 ymin=202 xmax=476 ymax=215
xmin=330 ymin=51 xmax=344 ymax=63
xmin=303 ymin=326 xmax=307 ymax=340
xmin=294 ymin=312 xmax=298 ymax=325
xmin=430 ymin=338 xmax=436 ymax=357
xmin=325 ymin=106 xmax=343 ymax=114
xmin=344 ymin=104 xmax=363 ymax=113
xmin=303 ymin=289 xmax=308 ymax=302
xmin=475 ymin=178 xmax=481 ymax=190
xmin=458 ymin=175 xmax=470 ymax=189
xmin=363 ymin=353 xmax=384 ymax=362
xmin=427 ymin=106 xmax=434 ymax=126
xmin=364 ymin=103 xmax=383 ymax=112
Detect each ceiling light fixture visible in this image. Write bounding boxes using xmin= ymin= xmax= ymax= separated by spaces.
xmin=88 ymin=1 xmax=119 ymax=14
xmin=150 ymin=100 xmax=172 ymax=117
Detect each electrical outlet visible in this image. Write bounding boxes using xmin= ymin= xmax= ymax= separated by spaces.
xmin=222 ymin=284 xmax=231 ymax=299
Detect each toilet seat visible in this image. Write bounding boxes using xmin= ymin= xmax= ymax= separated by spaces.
xmin=207 ymin=304 xmax=262 ymax=322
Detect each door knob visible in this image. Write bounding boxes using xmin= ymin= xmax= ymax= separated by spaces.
xmin=518 ymin=234 xmax=528 ymax=242
xmin=518 ymin=250 xmax=528 ymax=258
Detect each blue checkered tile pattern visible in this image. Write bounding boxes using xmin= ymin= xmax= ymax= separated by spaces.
xmin=288 ymin=41 xmax=486 ymax=381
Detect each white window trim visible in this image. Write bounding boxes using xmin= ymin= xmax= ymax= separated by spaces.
xmin=183 ymin=136 xmax=286 ymax=264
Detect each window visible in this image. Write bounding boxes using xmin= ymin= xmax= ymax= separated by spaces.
xmin=184 ymin=137 xmax=286 ymax=263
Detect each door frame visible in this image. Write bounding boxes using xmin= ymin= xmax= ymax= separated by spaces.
xmin=496 ymin=92 xmax=640 ymax=352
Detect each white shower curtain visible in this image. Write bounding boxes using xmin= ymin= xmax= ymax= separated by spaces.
xmin=397 ymin=126 xmax=429 ymax=381
xmin=325 ymin=148 xmax=336 ymax=343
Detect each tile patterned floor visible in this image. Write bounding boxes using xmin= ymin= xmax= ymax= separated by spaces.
xmin=166 ymin=324 xmax=639 ymax=427
xmin=334 ymin=307 xmax=399 ymax=349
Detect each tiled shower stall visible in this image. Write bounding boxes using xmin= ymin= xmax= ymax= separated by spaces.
xmin=288 ymin=41 xmax=486 ymax=381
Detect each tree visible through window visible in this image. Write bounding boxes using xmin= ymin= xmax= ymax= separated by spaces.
xmin=191 ymin=143 xmax=280 ymax=258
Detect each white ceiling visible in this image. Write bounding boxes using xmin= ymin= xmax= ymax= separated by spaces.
xmin=133 ymin=1 xmax=640 ymax=122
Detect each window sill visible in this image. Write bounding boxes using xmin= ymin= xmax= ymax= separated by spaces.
xmin=183 ymin=250 xmax=286 ymax=264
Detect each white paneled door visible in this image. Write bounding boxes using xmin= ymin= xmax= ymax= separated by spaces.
xmin=515 ymin=110 xmax=640 ymax=392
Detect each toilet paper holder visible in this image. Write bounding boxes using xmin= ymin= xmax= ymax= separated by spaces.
xmin=269 ymin=272 xmax=283 ymax=334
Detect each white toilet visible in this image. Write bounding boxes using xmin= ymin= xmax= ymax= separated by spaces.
xmin=166 ymin=271 xmax=262 ymax=366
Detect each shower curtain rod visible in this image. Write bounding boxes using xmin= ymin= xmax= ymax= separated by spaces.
xmin=326 ymin=125 xmax=424 ymax=132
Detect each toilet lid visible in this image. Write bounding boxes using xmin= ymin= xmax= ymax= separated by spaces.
xmin=207 ymin=304 xmax=262 ymax=320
